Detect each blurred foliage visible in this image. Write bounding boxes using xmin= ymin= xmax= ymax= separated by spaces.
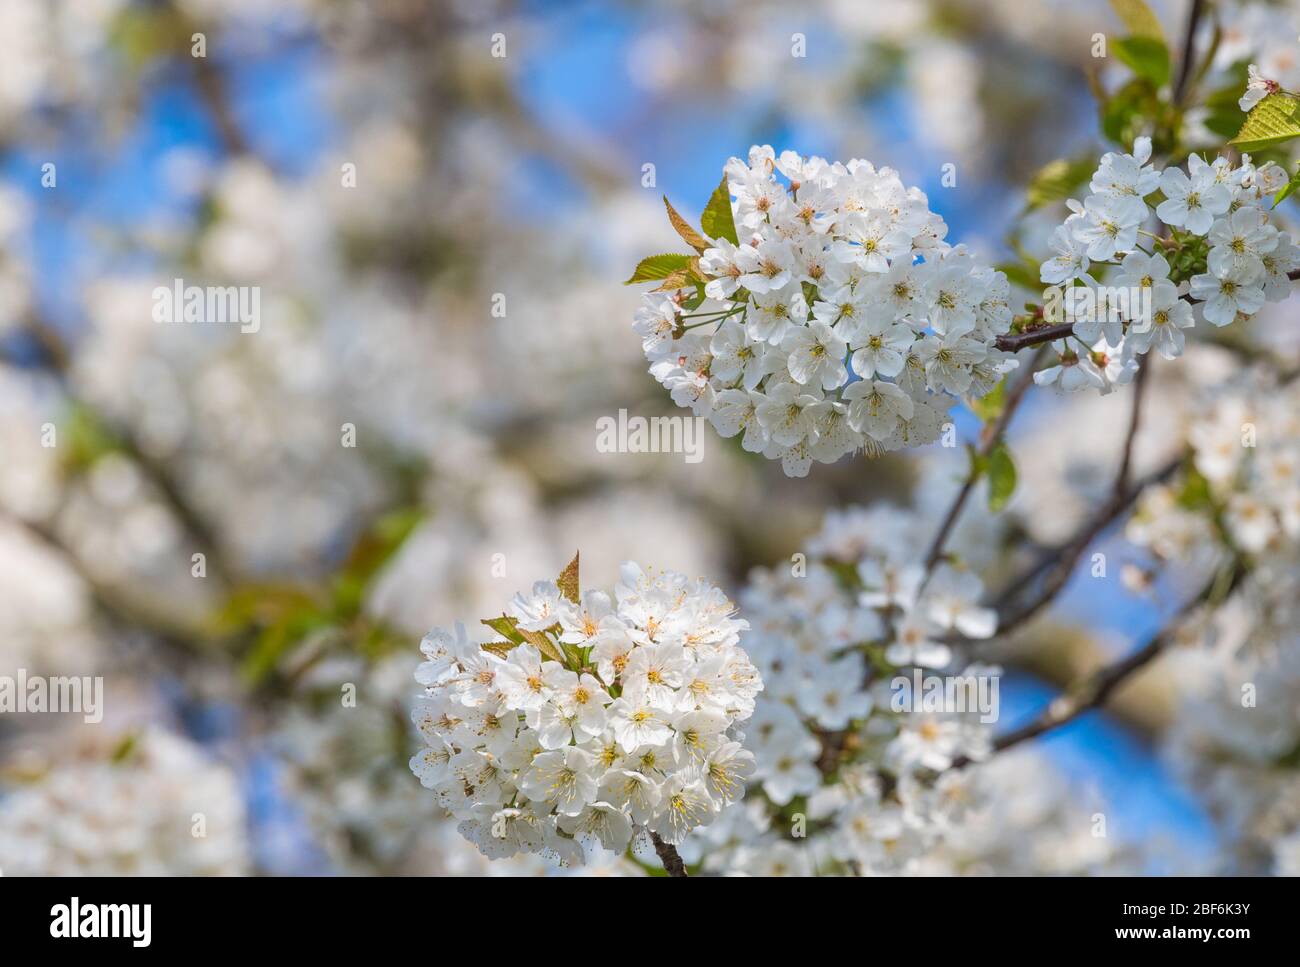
xmin=216 ymin=508 xmax=423 ymax=686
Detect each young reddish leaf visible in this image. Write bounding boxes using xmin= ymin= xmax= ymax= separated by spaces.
xmin=557 ymin=552 xmax=580 ymax=604
xmin=664 ymin=196 xmax=709 ymax=253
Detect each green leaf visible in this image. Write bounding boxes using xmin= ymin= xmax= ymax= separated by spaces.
xmin=110 ymin=733 xmax=139 ymax=764
xmin=520 ymin=628 xmax=566 ymax=663
xmin=652 ymin=256 xmax=705 ymax=292
xmin=61 ymin=402 xmax=123 ymax=472
xmin=217 ymin=581 xmax=332 ymax=684
xmin=986 ymin=444 xmax=1017 ymax=512
xmin=481 ymin=615 xmax=525 ymax=644
xmin=995 ymin=261 xmax=1040 ymax=292
xmin=1024 ymin=156 xmax=1097 ymax=210
xmin=1101 ymin=79 xmax=1156 ymax=145
xmin=700 ymin=175 xmax=739 ymax=245
xmin=1275 ymin=164 xmax=1300 ymax=207
xmin=970 ymin=377 xmax=1008 ymax=423
xmin=107 ymin=6 xmax=186 ymax=70
xmin=331 ymin=507 xmax=423 ymax=619
xmin=481 ymin=614 xmax=564 ymax=663
xmin=1274 ymin=738 xmax=1300 ymax=768
xmin=560 ymin=641 xmax=587 ymax=669
xmin=557 ymin=552 xmax=580 ymax=604
xmin=1176 ymin=463 xmax=1213 ymax=511
xmin=624 ymin=253 xmax=693 ymax=285
xmin=1230 ymin=93 xmax=1300 ymax=152
xmin=1108 ymin=0 xmax=1165 ymax=42
xmin=664 ymin=197 xmax=709 ymax=253
xmin=1202 ymin=110 xmax=1246 ymax=139
xmin=239 ymin=603 xmax=330 ymax=684
xmin=1113 ymin=36 xmax=1170 ymax=88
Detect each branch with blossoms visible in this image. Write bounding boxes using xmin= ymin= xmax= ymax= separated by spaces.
xmin=623 ymin=0 xmax=1299 ymax=486
xmin=627 ymin=155 xmax=1020 ymax=480
xmin=952 ymin=346 xmax=1300 ymax=765
xmin=937 ymin=0 xmax=1300 ymax=638
xmin=918 ymin=352 xmax=1043 ymax=584
xmin=959 ymin=342 xmax=1300 ymax=771
xmin=597 ymin=0 xmax=1300 ymax=877
xmin=1005 ymin=9 xmax=1300 ymax=380
xmin=994 ymin=265 xmax=1300 ymax=353
xmin=408 ymin=553 xmax=762 ymax=876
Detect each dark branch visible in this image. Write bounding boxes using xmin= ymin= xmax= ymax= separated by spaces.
xmin=920 ymin=350 xmax=1043 ymax=580
xmin=994 ymin=275 xmax=1300 ymax=354
xmin=650 ymin=832 xmax=688 ymax=877
xmin=994 ymin=322 xmax=1074 ymax=353
xmin=1113 ymin=355 xmax=1151 ymax=501
xmin=989 ymin=454 xmax=1182 ymax=639
xmin=952 ymin=559 xmax=1243 ymax=769
xmin=1173 ymin=0 xmax=1207 ymax=107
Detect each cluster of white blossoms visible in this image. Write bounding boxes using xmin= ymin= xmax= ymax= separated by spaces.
xmin=633 ymin=145 xmax=1018 ymax=476
xmin=1128 ymin=367 xmax=1300 ymax=562
xmin=0 ymin=728 xmax=249 ymax=876
xmin=682 ymin=503 xmax=1001 ymax=875
xmin=1037 ymin=136 xmax=1297 ymax=394
xmin=1125 ymin=367 xmax=1300 ymax=874
xmin=408 ymin=557 xmax=762 ymax=867
xmin=273 ymin=653 xmax=644 ymax=876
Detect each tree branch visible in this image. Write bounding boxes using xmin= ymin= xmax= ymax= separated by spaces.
xmin=650 ymin=832 xmax=688 ymax=877
xmin=989 ymin=454 xmax=1182 ymax=639
xmin=997 ymin=0 xmax=1289 ymax=359
xmin=1113 ymin=353 xmax=1151 ymax=502
xmin=983 ymin=355 xmax=1300 ymax=641
xmin=951 ymin=558 xmax=1243 ymax=769
xmin=994 ymin=322 xmax=1074 ymax=353
xmin=994 ymin=271 xmax=1300 ymax=353
xmin=170 ymin=4 xmax=251 ymax=156
xmin=1172 ymin=0 xmax=1207 ymax=108
xmin=919 ymin=350 xmax=1043 ymax=585
xmin=18 ymin=315 xmax=236 ymax=587
xmin=7 ymin=511 xmax=218 ymax=655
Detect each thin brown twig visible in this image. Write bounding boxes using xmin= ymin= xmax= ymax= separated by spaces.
xmin=169 ymin=3 xmax=251 ymax=156
xmin=919 ymin=350 xmax=1044 ymax=585
xmin=987 ymin=352 xmax=1300 ymax=642
xmin=1113 ymin=354 xmax=1151 ymax=501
